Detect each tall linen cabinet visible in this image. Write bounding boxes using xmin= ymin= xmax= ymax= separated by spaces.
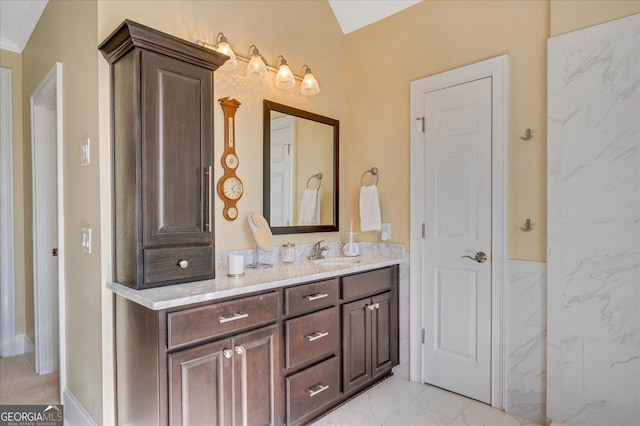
xmin=99 ymin=20 xmax=227 ymax=289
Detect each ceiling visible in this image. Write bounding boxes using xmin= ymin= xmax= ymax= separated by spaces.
xmin=0 ymin=0 xmax=48 ymax=53
xmin=328 ymin=0 xmax=422 ymax=34
xmin=0 ymin=0 xmax=421 ymax=53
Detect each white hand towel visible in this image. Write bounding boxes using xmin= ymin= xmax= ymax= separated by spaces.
xmin=298 ymin=188 xmax=320 ymax=225
xmin=360 ymin=185 xmax=381 ymax=231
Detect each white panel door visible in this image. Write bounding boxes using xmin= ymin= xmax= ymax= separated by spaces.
xmin=270 ymin=116 xmax=295 ymax=226
xmin=422 ymin=77 xmax=492 ymax=403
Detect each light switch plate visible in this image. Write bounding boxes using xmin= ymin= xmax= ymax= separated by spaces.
xmin=81 ymin=138 xmax=90 ymax=165
xmin=81 ymin=227 xmax=92 ymax=253
xmin=381 ymin=222 xmax=391 ymax=241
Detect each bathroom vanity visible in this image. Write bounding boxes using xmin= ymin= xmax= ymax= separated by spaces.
xmin=109 ymin=255 xmax=401 ymax=425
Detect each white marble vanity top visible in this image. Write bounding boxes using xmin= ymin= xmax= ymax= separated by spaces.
xmin=107 ymin=243 xmax=405 ymax=310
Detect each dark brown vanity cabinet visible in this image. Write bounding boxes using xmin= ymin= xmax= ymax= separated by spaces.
xmin=114 ymin=266 xmax=399 ymax=426
xmin=116 ymin=291 xmax=282 ymax=426
xmin=169 ymin=325 xmax=280 ymax=426
xmin=341 ymin=268 xmax=398 ymax=395
xmin=99 ymin=20 xmax=228 ymax=289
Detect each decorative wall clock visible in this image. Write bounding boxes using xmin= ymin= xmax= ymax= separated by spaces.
xmin=217 ymin=97 xmax=243 ymax=221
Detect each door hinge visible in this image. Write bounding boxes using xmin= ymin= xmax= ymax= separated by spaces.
xmin=421 ymin=223 xmax=426 ymax=239
xmin=421 ymin=328 xmax=425 ymax=344
xmin=416 ymin=117 xmax=425 ymax=133
xmin=52 ymin=248 xmax=58 ymax=257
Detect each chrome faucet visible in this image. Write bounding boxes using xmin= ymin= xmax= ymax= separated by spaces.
xmin=308 ymin=240 xmax=329 ymax=260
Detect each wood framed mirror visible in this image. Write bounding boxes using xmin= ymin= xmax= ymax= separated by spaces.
xmin=263 ymin=100 xmax=339 ymax=234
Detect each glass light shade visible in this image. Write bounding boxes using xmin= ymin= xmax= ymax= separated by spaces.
xmin=301 ymin=71 xmax=320 ymax=96
xmin=275 ymin=64 xmax=295 ymax=89
xmin=247 ymin=53 xmax=267 ymax=80
xmin=215 ymin=41 xmax=237 ymax=71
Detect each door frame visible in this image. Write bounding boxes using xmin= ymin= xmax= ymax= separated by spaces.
xmin=409 ymin=55 xmax=509 ymax=408
xmin=270 ymin=115 xmax=295 ymax=226
xmin=30 ymin=63 xmax=65 ymax=388
xmin=0 ymin=67 xmax=16 ymax=358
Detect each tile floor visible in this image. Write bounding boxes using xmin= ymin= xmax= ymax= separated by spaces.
xmin=311 ymin=376 xmax=542 ymax=426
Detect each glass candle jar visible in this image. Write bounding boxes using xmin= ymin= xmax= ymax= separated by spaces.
xmin=281 ymin=243 xmax=296 ymax=264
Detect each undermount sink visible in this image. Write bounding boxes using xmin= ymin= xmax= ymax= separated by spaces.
xmin=313 ymin=257 xmax=361 ymax=266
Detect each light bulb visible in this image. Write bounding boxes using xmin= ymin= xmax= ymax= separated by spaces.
xmin=275 ymin=58 xmax=295 ymax=89
xmin=246 ymin=47 xmax=267 ymax=80
xmin=216 ymin=41 xmax=237 ymax=71
xmin=301 ymin=67 xmax=320 ymax=96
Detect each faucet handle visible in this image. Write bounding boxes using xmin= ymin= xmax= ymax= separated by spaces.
xmin=314 ymin=240 xmax=325 ymax=250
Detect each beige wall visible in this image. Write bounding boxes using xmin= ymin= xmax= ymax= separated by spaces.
xmin=551 ymin=0 xmax=640 ymax=36
xmin=344 ymin=0 xmax=549 ymax=261
xmin=0 ymin=49 xmax=31 ymax=340
xmin=98 ymin=0 xmax=345 ymax=251
xmin=22 ymin=0 xmax=102 ymax=421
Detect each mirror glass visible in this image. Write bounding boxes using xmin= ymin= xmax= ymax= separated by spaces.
xmin=248 ymin=212 xmax=274 ymax=251
xmin=263 ymin=100 xmax=339 ymax=234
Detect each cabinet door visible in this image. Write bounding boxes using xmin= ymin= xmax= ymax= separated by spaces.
xmin=169 ymin=339 xmax=232 ymax=426
xmin=371 ymin=291 xmax=394 ymax=378
xmin=141 ymin=50 xmax=213 ymax=247
xmin=342 ymin=298 xmax=371 ymax=394
xmin=232 ymin=324 xmax=281 ymax=426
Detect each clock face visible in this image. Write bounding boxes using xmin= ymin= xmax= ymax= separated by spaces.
xmin=224 ymin=154 xmax=239 ymax=169
xmin=227 ymin=207 xmax=238 ymax=219
xmin=222 ymin=177 xmax=243 ymax=200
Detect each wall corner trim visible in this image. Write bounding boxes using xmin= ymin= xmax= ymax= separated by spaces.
xmin=63 ymin=388 xmax=97 ymax=426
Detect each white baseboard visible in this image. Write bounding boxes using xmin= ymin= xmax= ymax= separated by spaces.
xmin=15 ymin=333 xmax=34 ymax=354
xmin=63 ymin=388 xmax=96 ymax=426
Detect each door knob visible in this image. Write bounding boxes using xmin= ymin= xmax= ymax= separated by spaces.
xmin=461 ymin=252 xmax=487 ymax=263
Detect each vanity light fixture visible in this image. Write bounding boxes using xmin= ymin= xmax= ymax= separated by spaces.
xmin=246 ymin=45 xmax=268 ymax=80
xmin=275 ymin=56 xmax=296 ymax=89
xmin=300 ymin=65 xmax=320 ymax=96
xmin=214 ymin=32 xmax=237 ymax=71
xmin=197 ymin=39 xmax=321 ymax=95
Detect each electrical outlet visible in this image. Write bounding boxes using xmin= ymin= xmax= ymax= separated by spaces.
xmin=81 ymin=227 xmax=92 ymax=253
xmin=381 ymin=222 xmax=391 ymax=241
xmin=81 ymin=138 xmax=90 ymax=165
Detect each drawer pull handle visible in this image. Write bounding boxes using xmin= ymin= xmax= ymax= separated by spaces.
xmin=223 ymin=349 xmax=233 ymax=359
xmin=234 ymin=345 xmax=245 ymax=355
xmin=178 ymin=260 xmax=189 ymax=269
xmin=306 ymin=293 xmax=328 ymax=302
xmin=307 ymin=384 xmax=329 ymax=397
xmin=219 ymin=312 xmax=249 ymax=324
xmin=307 ymin=331 xmax=329 ymax=342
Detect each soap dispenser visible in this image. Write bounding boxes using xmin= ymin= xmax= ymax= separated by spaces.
xmin=343 ymin=221 xmax=360 ymax=257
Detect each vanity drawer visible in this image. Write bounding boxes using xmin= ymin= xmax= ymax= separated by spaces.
xmin=285 ymin=307 xmax=339 ymax=371
xmin=341 ymin=267 xmax=393 ymax=301
xmin=167 ymin=292 xmax=278 ymax=350
xmin=285 ymin=278 xmax=339 ymax=316
xmin=286 ymin=356 xmax=340 ymax=425
xmin=143 ymin=246 xmax=214 ymax=285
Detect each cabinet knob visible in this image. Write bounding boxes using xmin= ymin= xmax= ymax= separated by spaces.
xmin=178 ymin=260 xmax=189 ymax=269
xmin=374 ymin=303 xmax=380 ymax=310
xmin=234 ymin=345 xmax=245 ymax=355
xmin=223 ymin=349 xmax=233 ymax=359
xmin=367 ymin=304 xmax=375 ymax=311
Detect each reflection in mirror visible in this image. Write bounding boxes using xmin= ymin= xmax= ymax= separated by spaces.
xmin=263 ymin=100 xmax=339 ymax=234
xmin=246 ymin=212 xmax=274 ymax=268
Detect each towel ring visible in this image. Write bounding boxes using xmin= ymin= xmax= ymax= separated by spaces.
xmin=307 ymin=173 xmax=322 ymax=190
xmin=361 ymin=167 xmax=379 ymax=186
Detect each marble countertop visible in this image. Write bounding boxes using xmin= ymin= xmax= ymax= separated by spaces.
xmin=108 ymin=244 xmax=405 ymax=310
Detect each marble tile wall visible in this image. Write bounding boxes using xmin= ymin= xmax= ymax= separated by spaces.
xmin=505 ymin=260 xmax=547 ymax=424
xmin=547 ymin=14 xmax=640 ymax=426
